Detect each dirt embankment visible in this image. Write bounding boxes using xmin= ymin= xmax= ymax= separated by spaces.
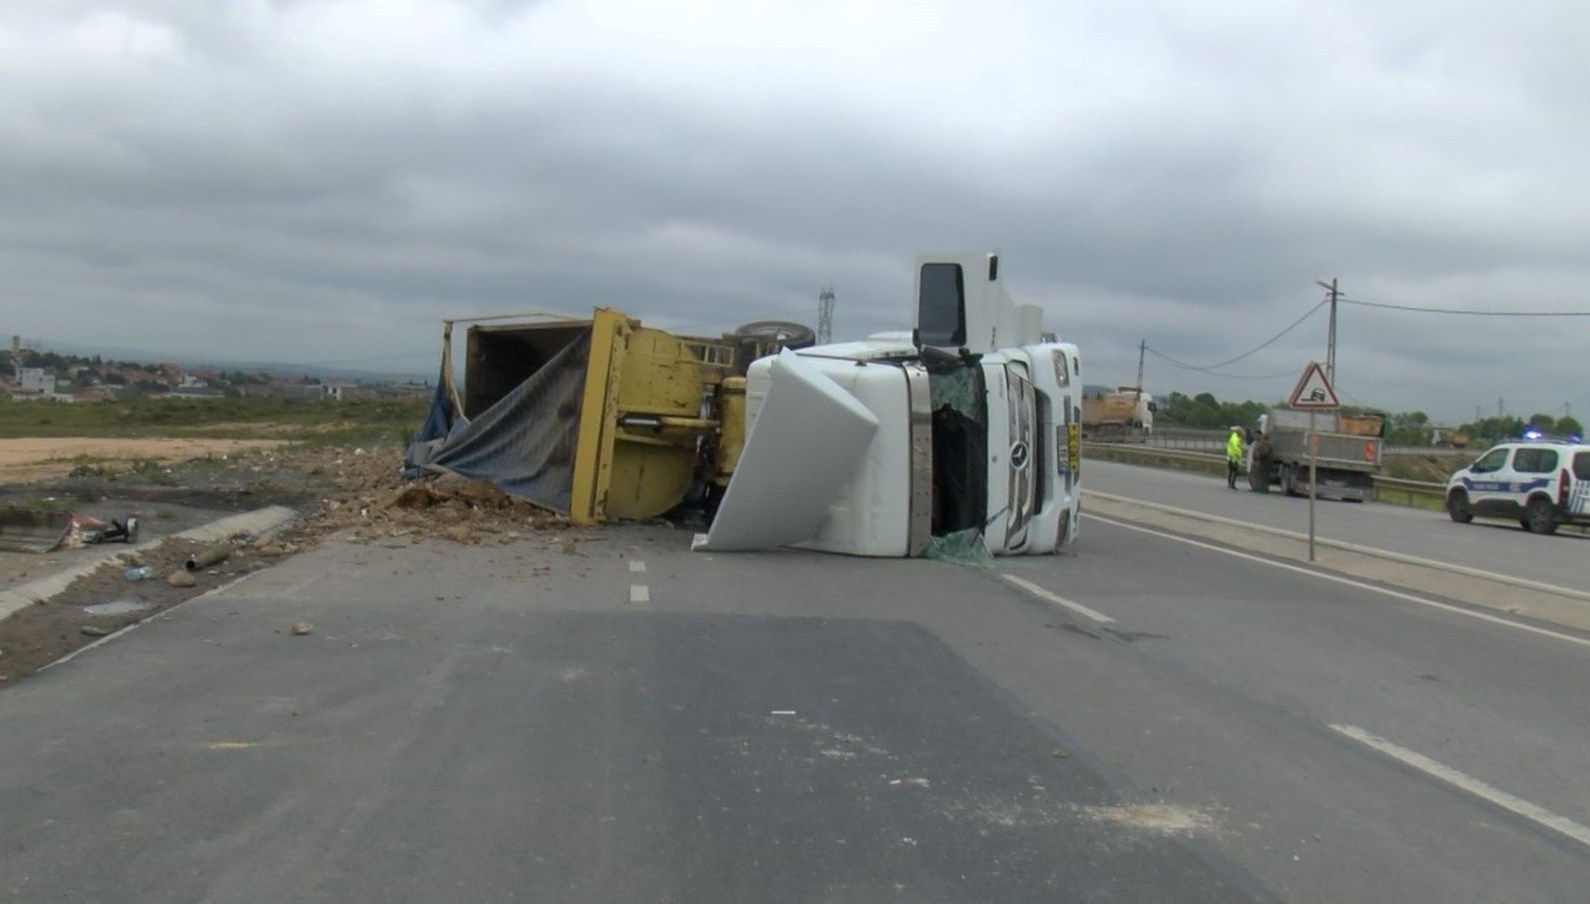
xmin=1 ymin=438 xmax=585 ymax=685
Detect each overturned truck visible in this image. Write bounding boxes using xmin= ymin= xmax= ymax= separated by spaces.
xmin=405 ymin=309 xmax=753 ymax=523
xmin=406 ymin=252 xmax=1084 ymax=557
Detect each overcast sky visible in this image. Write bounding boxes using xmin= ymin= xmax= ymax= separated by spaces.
xmin=3 ymin=0 xmax=1586 ymax=425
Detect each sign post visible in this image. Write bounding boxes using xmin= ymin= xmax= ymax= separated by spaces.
xmin=1287 ymin=361 xmax=1340 ymax=562
xmin=1309 ymin=410 xmax=1317 ymax=560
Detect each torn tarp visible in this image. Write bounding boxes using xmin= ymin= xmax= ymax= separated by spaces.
xmin=403 ymin=331 xmax=590 ymax=514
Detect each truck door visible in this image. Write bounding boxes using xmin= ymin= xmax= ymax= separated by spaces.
xmin=1464 ymin=445 xmax=1515 ymax=517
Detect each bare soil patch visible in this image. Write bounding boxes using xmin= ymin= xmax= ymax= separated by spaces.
xmin=0 ymin=437 xmax=290 ymax=483
xmin=0 ymin=439 xmax=613 ymax=686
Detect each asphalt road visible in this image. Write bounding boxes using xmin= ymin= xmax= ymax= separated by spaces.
xmin=3 ymin=514 xmax=1588 ymax=902
xmin=1083 ymin=459 xmax=1590 ymax=593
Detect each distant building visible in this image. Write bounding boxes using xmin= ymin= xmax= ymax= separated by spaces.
xmin=168 ymin=385 xmax=226 ymax=399
xmin=18 ymin=367 xmax=54 ymax=395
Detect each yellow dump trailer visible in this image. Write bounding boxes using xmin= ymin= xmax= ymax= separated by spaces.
xmin=411 ymin=309 xmax=740 ymax=524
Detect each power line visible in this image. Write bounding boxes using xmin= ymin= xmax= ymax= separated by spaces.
xmin=1143 ymin=348 xmax=1298 ymax=381
xmin=1340 ymin=298 xmax=1590 ymax=317
xmin=1145 ymin=298 xmax=1327 ymax=375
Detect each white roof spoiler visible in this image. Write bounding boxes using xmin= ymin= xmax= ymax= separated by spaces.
xmin=693 ymin=350 xmax=879 ymax=551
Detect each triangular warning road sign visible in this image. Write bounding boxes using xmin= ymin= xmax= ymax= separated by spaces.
xmin=1288 ymin=361 xmax=1340 ymax=409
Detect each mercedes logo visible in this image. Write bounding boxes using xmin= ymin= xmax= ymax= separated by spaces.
xmin=1010 ymin=441 xmax=1030 ymax=470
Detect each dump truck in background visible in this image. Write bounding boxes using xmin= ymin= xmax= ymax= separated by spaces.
xmin=1250 ymin=408 xmax=1385 ymax=501
xmin=405 ymin=251 xmax=1084 ymax=557
xmin=1080 ymin=386 xmax=1153 ymax=441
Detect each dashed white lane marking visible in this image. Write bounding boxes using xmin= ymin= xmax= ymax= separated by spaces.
xmin=1000 ymin=574 xmax=1115 ymax=624
xmin=1329 ymin=723 xmax=1590 ymax=850
xmin=1087 ymin=513 xmax=1590 ymax=652
xmin=629 ymin=584 xmax=650 ymax=603
xmin=629 ymin=560 xmax=647 ymax=573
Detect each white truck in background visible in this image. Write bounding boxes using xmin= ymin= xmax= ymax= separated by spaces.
xmin=697 ymin=252 xmax=1085 ymax=556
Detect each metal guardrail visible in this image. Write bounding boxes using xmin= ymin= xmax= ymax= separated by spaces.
xmin=1082 ymin=442 xmax=1448 ymax=506
xmin=1142 ymin=430 xmax=1225 ymax=452
xmin=1369 ymin=475 xmax=1447 ymax=507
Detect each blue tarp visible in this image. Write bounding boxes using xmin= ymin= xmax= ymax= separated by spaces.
xmin=402 ymin=331 xmax=590 ymax=514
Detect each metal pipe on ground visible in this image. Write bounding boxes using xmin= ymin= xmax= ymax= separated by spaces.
xmin=185 ymin=543 xmax=233 ymax=572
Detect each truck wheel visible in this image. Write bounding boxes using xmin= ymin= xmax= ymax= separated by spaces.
xmin=1446 ymin=490 xmax=1472 ymax=523
xmin=1524 ymin=497 xmax=1558 ymax=535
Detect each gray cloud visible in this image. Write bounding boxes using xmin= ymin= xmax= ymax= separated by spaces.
xmin=2 ymin=0 xmax=1586 ymax=424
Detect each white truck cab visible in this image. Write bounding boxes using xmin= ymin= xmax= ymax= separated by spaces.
xmin=697 ymin=252 xmax=1084 ymax=556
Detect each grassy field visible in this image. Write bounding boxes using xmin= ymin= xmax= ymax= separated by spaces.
xmin=0 ymin=396 xmax=430 ymax=445
xmin=1379 ymin=450 xmax=1473 ymax=484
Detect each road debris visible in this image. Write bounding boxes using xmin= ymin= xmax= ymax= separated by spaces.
xmin=79 ymin=625 xmax=111 ymax=637
xmin=185 ymin=543 xmax=232 ymax=572
xmin=3 ymin=440 xmax=588 ymax=687
xmin=1077 ymin=804 xmax=1214 ymax=835
xmin=82 ymin=601 xmax=151 ymax=617
xmin=290 ymin=622 xmax=314 ymax=636
xmin=0 ymin=509 xmax=140 ymax=553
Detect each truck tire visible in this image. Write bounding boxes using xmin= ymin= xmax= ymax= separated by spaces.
xmin=733 ymin=320 xmax=816 ymax=348
xmin=1524 ymin=497 xmax=1558 ymax=535
xmin=1446 ymin=490 xmax=1473 ymax=523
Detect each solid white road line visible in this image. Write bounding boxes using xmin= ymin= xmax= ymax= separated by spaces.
xmin=629 ymin=584 xmax=650 ymax=603
xmin=629 ymin=561 xmax=647 ymax=573
xmin=1086 ymin=489 xmax=1590 ymax=604
xmin=1000 ymin=574 xmax=1116 ymax=624
xmin=1086 ymin=513 xmax=1590 ymax=651
xmin=1330 ymin=723 xmax=1590 ymax=850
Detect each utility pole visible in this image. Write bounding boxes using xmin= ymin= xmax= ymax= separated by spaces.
xmin=1315 ymin=278 xmax=1339 ymax=384
xmin=1134 ymin=339 xmax=1146 ymax=401
xmin=817 ymin=287 xmax=835 ymax=345
xmin=1498 ymin=397 xmax=1505 ymax=418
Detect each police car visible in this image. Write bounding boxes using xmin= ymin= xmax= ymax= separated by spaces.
xmin=1444 ymin=434 xmax=1590 ymax=534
